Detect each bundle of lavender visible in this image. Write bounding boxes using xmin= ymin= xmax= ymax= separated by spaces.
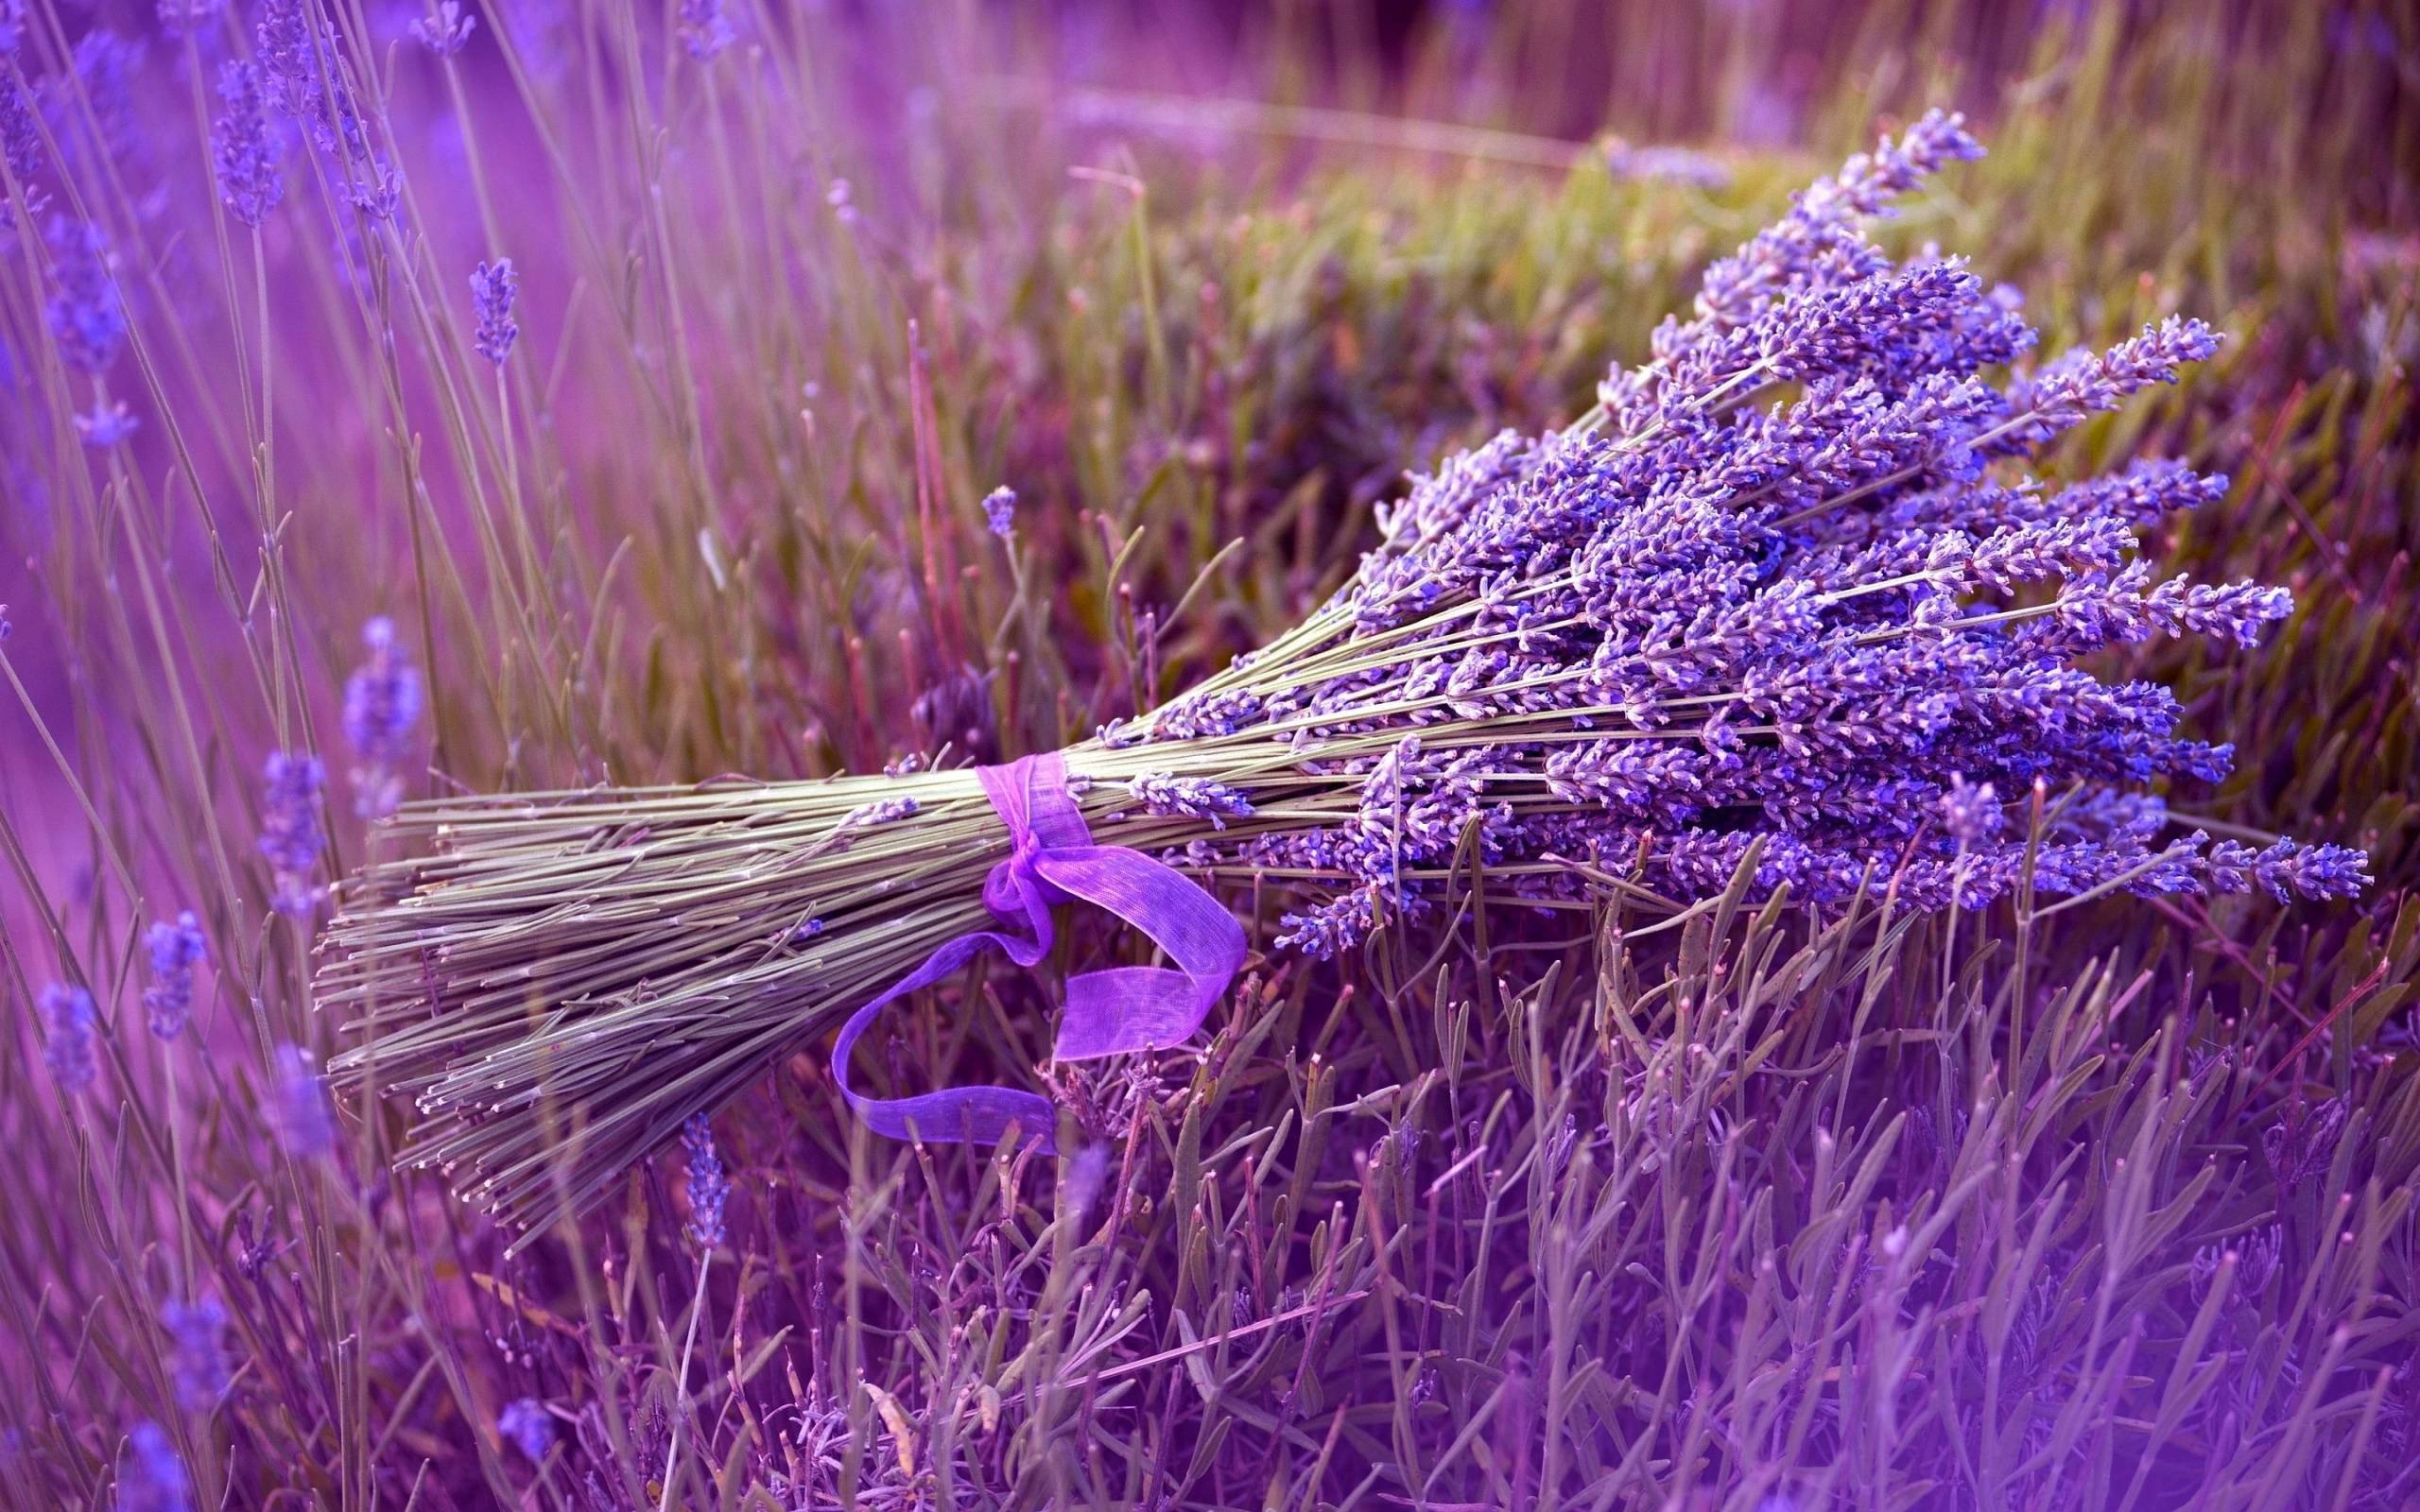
xmin=322 ymin=111 xmax=2364 ymax=1231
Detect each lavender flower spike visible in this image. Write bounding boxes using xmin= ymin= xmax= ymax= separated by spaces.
xmin=44 ymin=218 xmax=128 ymax=375
xmin=344 ymin=617 xmax=424 ymax=819
xmin=258 ymin=751 xmax=326 ymax=918
xmin=678 ymin=0 xmax=735 ymax=60
xmin=498 ymin=1398 xmax=554 ymax=1460
xmin=117 ymin=1422 xmax=191 ymax=1512
xmin=212 ymin=60 xmax=285 ymax=228
xmin=682 ymin=1113 xmax=729 ymax=1248
xmin=40 ymin=983 xmax=97 ymax=1093
xmin=144 ymin=912 xmax=207 ymax=1040
xmin=470 ymin=259 xmax=518 ymax=365
xmin=409 ymin=2 xmax=475 ymax=55
xmin=982 ymin=486 xmax=1017 ymax=539
xmin=1128 ymin=773 xmax=1255 ymax=830
xmin=163 ymin=1297 xmax=230 ymax=1413
xmin=272 ymin=1043 xmax=337 ymax=1160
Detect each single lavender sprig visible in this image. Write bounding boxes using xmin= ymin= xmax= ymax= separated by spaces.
xmin=343 ymin=616 xmax=423 ymax=819
xmin=144 ymin=912 xmax=207 ymax=1040
xmin=77 ymin=399 xmax=140 ymax=448
xmin=157 ymin=0 xmax=223 ymax=36
xmin=257 ymin=751 xmax=325 ymax=918
xmin=681 ymin=1113 xmax=728 ymax=1248
xmin=470 ymin=258 xmax=518 ymax=365
xmin=162 ymin=1297 xmax=229 ymax=1414
xmin=211 ymin=60 xmax=285 ymax=228
xmin=43 ymin=218 xmax=127 ymax=375
xmin=116 ymin=1422 xmax=190 ymax=1512
xmin=1127 ymin=773 xmax=1255 ymax=831
xmin=39 ymin=982 xmax=96 ymax=1093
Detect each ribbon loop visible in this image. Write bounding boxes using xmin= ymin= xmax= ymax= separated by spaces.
xmin=830 ymin=751 xmax=1247 ymax=1150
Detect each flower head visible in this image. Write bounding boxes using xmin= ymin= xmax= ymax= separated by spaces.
xmin=343 ymin=616 xmax=423 ymax=819
xmin=677 ymin=0 xmax=735 ymax=60
xmin=212 ymin=60 xmax=285 ymax=228
xmin=470 ymin=258 xmax=518 ymax=365
xmin=162 ymin=1297 xmax=229 ymax=1414
xmin=271 ymin=1042 xmax=336 ymax=1160
xmin=682 ymin=1113 xmax=728 ymax=1248
xmin=39 ymin=982 xmax=96 ymax=1094
xmin=981 ymin=486 xmax=1017 ymax=540
xmin=257 ymin=751 xmax=326 ymax=919
xmin=409 ymin=2 xmax=476 ymax=55
xmin=144 ymin=911 xmax=207 ymax=1040
xmin=44 ymin=218 xmax=128 ymax=375
xmin=498 ymin=1398 xmax=554 ymax=1460
xmin=77 ymin=399 xmax=141 ymax=449
xmin=116 ymin=1422 xmax=190 ymax=1512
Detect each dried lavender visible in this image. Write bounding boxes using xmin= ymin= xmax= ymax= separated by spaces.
xmin=144 ymin=911 xmax=206 ymax=1040
xmin=343 ymin=616 xmax=423 ymax=819
xmin=470 ymin=258 xmax=517 ymax=365
xmin=323 ymin=111 xmax=2366 ymax=1237
xmin=682 ymin=1113 xmax=728 ymax=1248
xmin=44 ymin=218 xmax=127 ymax=375
xmin=116 ymin=1422 xmax=189 ymax=1512
xmin=162 ymin=1297 xmax=229 ymax=1413
xmin=211 ymin=60 xmax=284 ymax=228
xmin=257 ymin=751 xmax=325 ymax=918
xmin=39 ymin=982 xmax=96 ymax=1093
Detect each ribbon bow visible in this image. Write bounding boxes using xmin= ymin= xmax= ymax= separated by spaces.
xmin=830 ymin=751 xmax=1247 ymax=1150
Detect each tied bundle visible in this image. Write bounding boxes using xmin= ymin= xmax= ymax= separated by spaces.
xmin=322 ymin=111 xmax=2365 ymax=1234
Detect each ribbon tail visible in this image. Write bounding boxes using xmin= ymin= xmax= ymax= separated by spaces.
xmin=1035 ymin=844 xmax=1248 ymax=1062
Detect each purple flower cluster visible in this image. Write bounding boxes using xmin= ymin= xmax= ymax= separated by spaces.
xmin=144 ymin=911 xmax=207 ymax=1040
xmin=982 ymin=485 xmax=1017 ymax=539
xmin=273 ymin=1042 xmax=336 ymax=1160
xmin=409 ymin=2 xmax=477 ymax=56
xmin=343 ymin=616 xmax=423 ymax=819
xmin=117 ymin=1421 xmax=190 ymax=1512
xmin=682 ymin=1113 xmax=729 ymax=1248
xmin=44 ymin=217 xmax=127 ymax=374
xmin=470 ymin=258 xmax=518 ymax=365
xmin=163 ymin=1296 xmax=229 ymax=1413
xmin=211 ymin=60 xmax=284 ymax=228
xmin=498 ymin=1397 xmax=554 ymax=1460
xmin=258 ymin=751 xmax=326 ymax=918
xmin=1127 ymin=772 xmax=1255 ymax=830
xmin=1122 ymin=111 xmax=2367 ymax=955
xmin=40 ymin=982 xmax=96 ymax=1093
xmin=677 ymin=0 xmax=735 ymax=61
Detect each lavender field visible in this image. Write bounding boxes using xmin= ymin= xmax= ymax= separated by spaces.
xmin=1 ymin=2 xmax=2416 ymax=1508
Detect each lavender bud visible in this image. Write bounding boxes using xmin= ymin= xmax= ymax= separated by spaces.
xmin=43 ymin=218 xmax=127 ymax=375
xmin=39 ymin=982 xmax=97 ymax=1094
xmin=342 ymin=617 xmax=423 ymax=819
xmin=1125 ymin=773 xmax=1255 ymax=831
xmin=76 ymin=400 xmax=141 ymax=449
xmin=498 ymin=1397 xmax=554 ymax=1460
xmin=682 ymin=1113 xmax=728 ymax=1248
xmin=257 ymin=752 xmax=326 ymax=919
xmin=470 ymin=259 xmax=518 ymax=365
xmin=143 ymin=912 xmax=207 ymax=1041
xmin=162 ymin=1297 xmax=229 ymax=1414
xmin=116 ymin=1422 xmax=190 ymax=1512
xmin=408 ymin=2 xmax=476 ymax=55
xmin=1939 ymin=777 xmax=2001 ymax=847
xmin=212 ymin=61 xmax=284 ymax=228
xmin=271 ymin=1042 xmax=336 ymax=1160
xmin=981 ymin=486 xmax=1017 ymax=540
xmin=677 ymin=0 xmax=735 ymax=60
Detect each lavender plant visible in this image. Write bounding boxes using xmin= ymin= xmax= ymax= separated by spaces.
xmin=323 ymin=112 xmax=2363 ymax=1235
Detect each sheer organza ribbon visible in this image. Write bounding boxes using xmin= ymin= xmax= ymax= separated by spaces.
xmin=829 ymin=751 xmax=1247 ymax=1150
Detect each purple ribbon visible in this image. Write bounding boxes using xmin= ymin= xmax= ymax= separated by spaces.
xmin=830 ymin=751 xmax=1247 ymax=1151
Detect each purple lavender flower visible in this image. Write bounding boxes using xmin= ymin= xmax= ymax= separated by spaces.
xmin=409 ymin=2 xmax=476 ymax=55
xmin=157 ymin=1 xmax=224 ymax=36
xmin=77 ymin=400 xmax=140 ymax=448
xmin=211 ymin=60 xmax=285 ymax=228
xmin=682 ymin=1113 xmax=728 ymax=1248
xmin=844 ymin=795 xmax=919 ymax=827
xmin=144 ymin=911 xmax=207 ymax=1040
xmin=116 ymin=1422 xmax=189 ymax=1512
xmin=470 ymin=258 xmax=517 ymax=365
xmin=981 ymin=486 xmax=1017 ymax=539
xmin=272 ymin=1042 xmax=336 ymax=1160
xmin=162 ymin=1297 xmax=229 ymax=1413
xmin=256 ymin=0 xmax=371 ymax=160
xmin=677 ymin=0 xmax=735 ymax=61
xmin=39 ymin=982 xmax=96 ymax=1094
xmin=257 ymin=751 xmax=325 ymax=919
xmin=498 ymin=1397 xmax=554 ymax=1460
xmin=1940 ymin=777 xmax=2002 ymax=847
xmin=44 ymin=218 xmax=128 ymax=375
xmin=343 ymin=616 xmax=423 ymax=819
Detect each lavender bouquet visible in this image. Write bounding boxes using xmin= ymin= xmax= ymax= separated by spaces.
xmin=323 ymin=111 xmax=2364 ymax=1233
